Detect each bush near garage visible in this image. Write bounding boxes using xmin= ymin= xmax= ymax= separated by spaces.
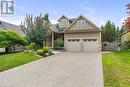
xmin=54 ymin=38 xmax=64 ymax=48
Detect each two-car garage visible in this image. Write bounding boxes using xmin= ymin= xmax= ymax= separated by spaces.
xmin=66 ymin=38 xmax=100 ymax=52
xmin=64 ymin=32 xmax=101 ymax=52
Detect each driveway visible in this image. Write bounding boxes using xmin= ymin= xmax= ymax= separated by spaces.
xmin=0 ymin=52 xmax=104 ymax=87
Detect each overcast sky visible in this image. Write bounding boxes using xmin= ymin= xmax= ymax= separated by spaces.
xmin=0 ymin=0 xmax=129 ymax=27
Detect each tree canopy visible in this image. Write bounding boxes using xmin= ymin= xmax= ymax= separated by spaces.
xmin=101 ymin=21 xmax=116 ymax=42
xmin=101 ymin=21 xmax=126 ymax=42
xmin=0 ymin=30 xmax=27 ymax=48
xmin=21 ymin=13 xmax=51 ymax=47
xmin=124 ymin=4 xmax=130 ymax=31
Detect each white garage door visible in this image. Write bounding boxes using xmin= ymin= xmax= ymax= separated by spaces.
xmin=67 ymin=39 xmax=81 ymax=51
xmin=83 ymin=38 xmax=99 ymax=52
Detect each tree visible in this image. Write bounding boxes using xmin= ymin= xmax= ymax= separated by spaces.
xmin=21 ymin=13 xmax=51 ymax=47
xmin=122 ymin=4 xmax=130 ymax=49
xmin=101 ymin=21 xmax=116 ymax=42
xmin=124 ymin=4 xmax=130 ymax=31
xmin=115 ymin=26 xmax=126 ymax=42
xmin=0 ymin=30 xmax=27 ymax=52
xmin=101 ymin=21 xmax=126 ymax=42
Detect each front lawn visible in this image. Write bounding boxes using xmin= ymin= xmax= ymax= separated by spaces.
xmin=0 ymin=52 xmax=41 ymax=72
xmin=102 ymin=51 xmax=130 ymax=87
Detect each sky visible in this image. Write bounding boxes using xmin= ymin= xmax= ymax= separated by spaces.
xmin=0 ymin=0 xmax=130 ymax=27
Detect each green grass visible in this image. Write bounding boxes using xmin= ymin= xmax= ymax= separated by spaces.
xmin=103 ymin=51 xmax=130 ymax=87
xmin=0 ymin=52 xmax=41 ymax=72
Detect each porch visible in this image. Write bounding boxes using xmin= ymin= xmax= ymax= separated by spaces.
xmin=45 ymin=32 xmax=64 ymax=49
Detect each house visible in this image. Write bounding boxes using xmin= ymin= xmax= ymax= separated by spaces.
xmin=122 ymin=16 xmax=130 ymax=43
xmin=121 ymin=27 xmax=130 ymax=43
xmin=0 ymin=20 xmax=24 ymax=36
xmin=121 ymin=32 xmax=130 ymax=43
xmin=50 ymin=15 xmax=101 ymax=52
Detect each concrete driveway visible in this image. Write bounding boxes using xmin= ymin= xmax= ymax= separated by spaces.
xmin=0 ymin=52 xmax=104 ymax=87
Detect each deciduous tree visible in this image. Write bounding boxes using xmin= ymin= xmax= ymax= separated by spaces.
xmin=124 ymin=4 xmax=130 ymax=31
xmin=21 ymin=13 xmax=51 ymax=47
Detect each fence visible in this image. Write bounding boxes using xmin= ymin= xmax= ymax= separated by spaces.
xmin=0 ymin=46 xmax=25 ymax=52
xmin=102 ymin=42 xmax=122 ymax=51
xmin=0 ymin=48 xmax=5 ymax=52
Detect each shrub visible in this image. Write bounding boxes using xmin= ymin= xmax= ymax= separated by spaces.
xmin=27 ymin=43 xmax=37 ymax=50
xmin=37 ymin=49 xmax=44 ymax=55
xmin=48 ymin=49 xmax=52 ymax=55
xmin=43 ymin=46 xmax=50 ymax=53
xmin=54 ymin=38 xmax=64 ymax=47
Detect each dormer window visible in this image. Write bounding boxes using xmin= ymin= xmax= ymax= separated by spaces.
xmin=77 ymin=20 xmax=85 ymax=27
xmin=59 ymin=19 xmax=68 ymax=28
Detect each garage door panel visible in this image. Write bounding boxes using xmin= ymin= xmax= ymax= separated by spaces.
xmin=66 ymin=39 xmax=81 ymax=51
xmin=83 ymin=42 xmax=98 ymax=52
xmin=83 ymin=38 xmax=99 ymax=52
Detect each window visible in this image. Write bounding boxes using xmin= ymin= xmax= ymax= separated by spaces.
xmin=68 ymin=39 xmax=80 ymax=42
xmin=60 ymin=19 xmax=68 ymax=27
xmin=83 ymin=39 xmax=97 ymax=42
xmin=68 ymin=39 xmax=71 ymax=42
xmin=93 ymin=39 xmax=97 ymax=41
xmin=77 ymin=20 xmax=85 ymax=27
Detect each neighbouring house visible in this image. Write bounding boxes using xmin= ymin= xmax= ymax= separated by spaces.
xmin=0 ymin=20 xmax=25 ymax=52
xmin=49 ymin=15 xmax=101 ymax=52
xmin=121 ymin=32 xmax=130 ymax=43
xmin=0 ymin=20 xmax=24 ymax=36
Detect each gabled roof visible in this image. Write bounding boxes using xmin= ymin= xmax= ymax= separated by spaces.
xmin=51 ymin=18 xmax=76 ymax=33
xmin=50 ymin=15 xmax=101 ymax=33
xmin=54 ymin=24 xmax=66 ymax=32
xmin=0 ymin=20 xmax=24 ymax=36
xmin=58 ymin=15 xmax=69 ymax=21
xmin=63 ymin=15 xmax=100 ymax=32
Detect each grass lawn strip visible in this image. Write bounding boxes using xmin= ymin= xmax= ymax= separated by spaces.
xmin=0 ymin=52 xmax=41 ymax=72
xmin=103 ymin=52 xmax=130 ymax=87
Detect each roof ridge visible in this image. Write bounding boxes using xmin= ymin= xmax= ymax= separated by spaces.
xmin=0 ymin=20 xmax=20 ymax=27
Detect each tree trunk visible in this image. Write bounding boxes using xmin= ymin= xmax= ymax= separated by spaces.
xmin=5 ymin=47 xmax=9 ymax=53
